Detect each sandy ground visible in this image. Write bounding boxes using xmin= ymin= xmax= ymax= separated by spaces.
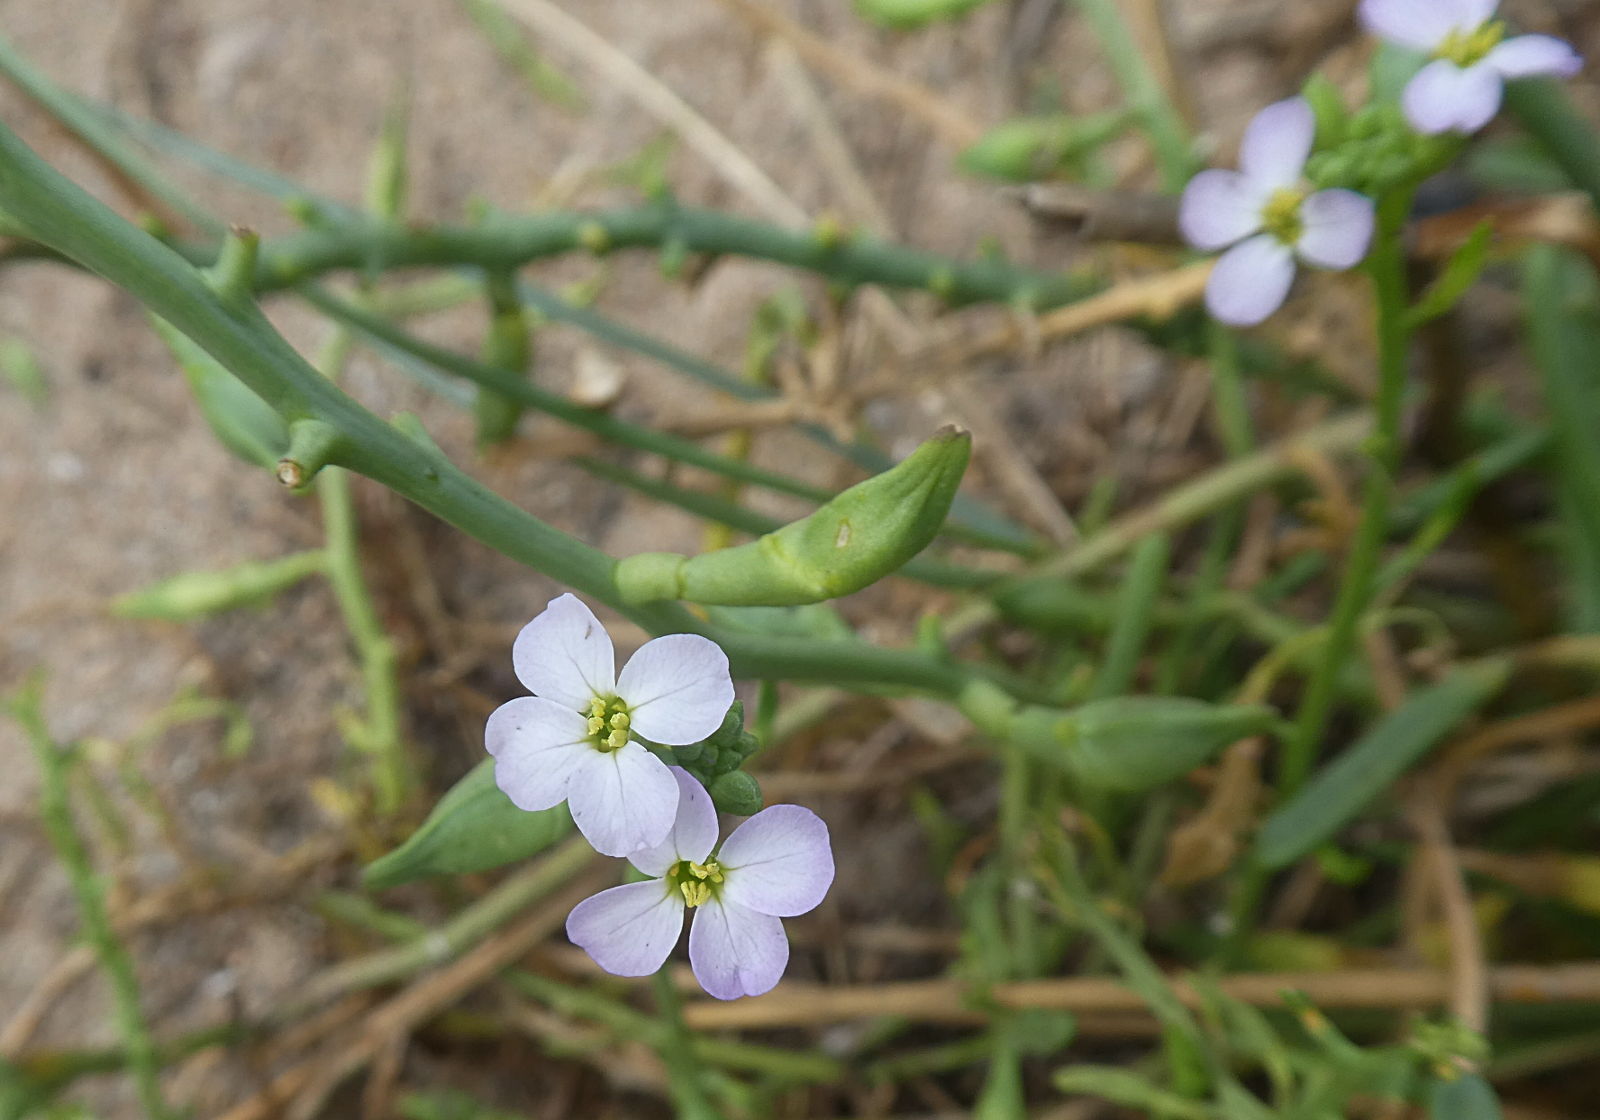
xmin=5 ymin=0 xmax=1592 ymax=1115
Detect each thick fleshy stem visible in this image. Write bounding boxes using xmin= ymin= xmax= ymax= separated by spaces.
xmin=1280 ymin=185 xmax=1417 ymax=794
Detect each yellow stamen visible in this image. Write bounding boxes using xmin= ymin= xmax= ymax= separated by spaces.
xmin=680 ymin=880 xmax=712 ymax=907
xmin=1438 ymin=21 xmax=1505 ymax=68
xmin=1261 ymin=187 xmax=1306 ymax=246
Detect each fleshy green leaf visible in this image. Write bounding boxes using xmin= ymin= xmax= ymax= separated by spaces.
xmin=1254 ymin=661 xmax=1510 ymax=869
xmin=364 ymin=760 xmax=572 ymax=889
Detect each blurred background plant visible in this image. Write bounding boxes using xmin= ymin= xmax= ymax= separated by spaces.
xmin=1 ymin=0 xmax=1600 ymax=1117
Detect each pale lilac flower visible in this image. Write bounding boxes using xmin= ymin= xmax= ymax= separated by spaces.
xmin=486 ymin=594 xmax=734 ymax=857
xmin=1360 ymin=0 xmax=1581 ymax=135
xmin=1180 ymin=98 xmax=1376 ymax=327
xmin=567 ymin=768 xmax=834 ymax=1000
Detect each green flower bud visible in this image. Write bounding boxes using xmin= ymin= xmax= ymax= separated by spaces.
xmin=708 ymin=769 xmax=764 ymax=816
xmin=1062 ymin=697 xmax=1274 ymax=792
xmin=152 ymin=316 xmax=288 ymax=470
xmin=958 ymin=114 xmax=1125 ymax=182
xmin=615 ymin=427 xmax=972 ymax=606
xmin=1301 ymin=75 xmax=1349 ymax=151
xmin=112 ymin=550 xmax=326 ymax=621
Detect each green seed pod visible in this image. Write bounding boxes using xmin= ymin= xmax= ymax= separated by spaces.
xmin=708 ymin=769 xmax=763 ymax=816
xmin=615 ymin=427 xmax=972 ymax=606
xmin=854 ymin=0 xmax=993 ymax=29
xmin=152 ymin=316 xmax=288 ymax=470
xmin=1062 ymin=697 xmax=1275 ymax=792
xmin=958 ymin=112 xmax=1129 ymax=183
xmin=112 ymin=550 xmax=326 ymax=621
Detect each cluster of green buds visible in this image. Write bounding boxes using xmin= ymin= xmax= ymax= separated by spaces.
xmin=1301 ymin=78 xmax=1459 ymax=198
xmin=663 ymin=700 xmax=764 ymax=815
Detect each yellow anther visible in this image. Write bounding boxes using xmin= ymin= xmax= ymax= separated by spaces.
xmin=587 ymin=716 xmax=605 ymax=735
xmin=1438 ymin=21 xmax=1504 ymax=67
xmin=605 ymin=728 xmax=628 ymax=751
xmin=1260 ymin=187 xmax=1306 ymax=246
xmin=690 ymin=860 xmax=724 ymax=884
xmin=609 ymin=712 xmax=630 ymax=730
xmin=680 ymin=880 xmax=711 ymax=907
xmin=588 ymin=698 xmax=607 ymax=718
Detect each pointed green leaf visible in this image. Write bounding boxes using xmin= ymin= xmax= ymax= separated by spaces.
xmin=365 ymin=760 xmax=572 ymax=889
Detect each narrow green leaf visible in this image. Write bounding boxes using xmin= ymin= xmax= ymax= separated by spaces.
xmin=112 ymin=551 xmax=326 ymax=621
xmin=1255 ymin=661 xmax=1510 ymax=869
xmin=1523 ymin=245 xmax=1600 ymax=632
xmin=1052 ymin=1066 xmax=1214 ymax=1119
xmin=1407 ymin=221 xmax=1492 ymax=328
xmin=364 ymin=760 xmax=572 ymax=889
xmin=152 ymin=315 xmax=288 ymax=470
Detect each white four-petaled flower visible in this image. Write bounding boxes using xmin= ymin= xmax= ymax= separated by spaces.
xmin=486 ymin=594 xmax=734 ymax=857
xmin=566 ymin=767 xmax=835 ymax=1000
xmin=1361 ymin=0 xmax=1581 ymax=135
xmin=1180 ymin=98 xmax=1376 ymax=327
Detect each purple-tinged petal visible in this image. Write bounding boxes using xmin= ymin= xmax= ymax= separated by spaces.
xmin=629 ymin=767 xmax=719 ymax=878
xmin=1179 ymin=170 xmax=1267 ymax=251
xmin=718 ymin=805 xmax=834 ymax=918
xmin=1358 ymin=0 xmax=1464 ymax=51
xmin=566 ymin=881 xmax=684 ymax=977
xmin=1205 ymin=235 xmax=1297 ymax=327
xmin=1239 ymin=98 xmax=1315 ymax=189
xmin=1485 ymin=35 xmax=1582 ymax=80
xmin=566 ymin=742 xmax=680 ymax=857
xmin=1296 ymin=189 xmax=1376 ymax=270
xmin=512 ymin=593 xmax=616 ymax=710
xmin=616 ymin=634 xmax=735 ymax=746
xmin=688 ymin=899 xmax=789 ymax=1000
xmin=487 ymin=696 xmax=591 ymax=811
xmin=1403 ymin=60 xmax=1503 ymax=135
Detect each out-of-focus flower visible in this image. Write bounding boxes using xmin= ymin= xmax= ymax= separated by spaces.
xmin=486 ymin=594 xmax=733 ymax=857
xmin=1360 ymin=0 xmax=1581 ymax=134
xmin=566 ymin=768 xmax=834 ymax=999
xmin=1180 ymin=98 xmax=1376 ymax=326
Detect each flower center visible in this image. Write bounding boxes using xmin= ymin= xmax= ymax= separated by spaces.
xmin=1260 ymin=187 xmax=1306 ymax=246
xmin=666 ymin=858 xmax=725 ymax=908
xmin=585 ymin=695 xmax=633 ymax=752
xmin=1437 ymin=20 xmax=1505 ymax=68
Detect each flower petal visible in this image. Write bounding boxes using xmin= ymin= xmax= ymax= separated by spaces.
xmin=566 ymin=742 xmax=680 ymax=857
xmin=718 ymin=805 xmax=835 ymax=917
xmin=1296 ymin=189 xmax=1376 ymax=270
xmin=1178 ymin=170 xmax=1267 ymax=252
xmin=688 ymin=899 xmax=789 ymax=1000
xmin=1402 ymin=60 xmax=1503 ymax=135
xmin=1485 ymin=35 xmax=1582 ymax=80
xmin=486 ymin=696 xmax=592 ymax=811
xmin=1238 ymin=98 xmax=1314 ymax=189
xmin=629 ymin=767 xmax=720 ymax=878
xmin=566 ymin=881 xmax=685 ymax=977
xmin=616 ymin=634 xmax=734 ymax=746
xmin=1205 ymin=235 xmax=1297 ymax=327
xmin=1357 ymin=0 xmax=1464 ymax=51
xmin=512 ymin=593 xmax=616 ymax=710
xmin=1446 ymin=0 xmax=1498 ymax=30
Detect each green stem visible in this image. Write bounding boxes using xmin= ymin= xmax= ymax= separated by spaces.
xmin=1280 ymin=187 xmax=1416 ymax=794
xmin=243 ymin=200 xmax=1088 ymax=311
xmin=318 ymin=461 xmax=410 ymax=813
xmin=0 ymin=118 xmax=989 ymax=695
xmin=1071 ymin=0 xmax=1194 ymax=192
xmin=8 ymin=682 xmax=174 ymax=1120
xmin=652 ymin=970 xmax=724 ymax=1120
